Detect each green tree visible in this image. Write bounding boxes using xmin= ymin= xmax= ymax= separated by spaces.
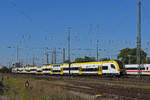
xmin=117 ymin=48 xmax=148 ymax=64
xmin=0 ymin=67 xmax=10 ymax=73
xmin=74 ymin=56 xmax=96 ymax=63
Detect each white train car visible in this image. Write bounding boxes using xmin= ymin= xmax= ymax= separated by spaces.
xmin=12 ymin=67 xmax=18 ymax=73
xmin=24 ymin=67 xmax=30 ymax=74
xmin=49 ymin=60 xmax=124 ymax=76
xmin=68 ymin=60 xmax=124 ymax=76
xmin=36 ymin=66 xmax=43 ymax=74
xmin=125 ymin=64 xmax=150 ymax=75
xmin=28 ymin=66 xmax=37 ymax=74
xmin=52 ymin=64 xmax=63 ymax=75
xmin=12 ymin=60 xmax=126 ymax=76
xmin=42 ymin=65 xmax=52 ymax=75
xmin=61 ymin=64 xmax=69 ymax=75
xmin=16 ymin=67 xmax=26 ymax=73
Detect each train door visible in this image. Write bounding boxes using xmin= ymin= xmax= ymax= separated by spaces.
xmin=98 ymin=65 xmax=102 ymax=75
xmin=50 ymin=66 xmax=53 ymax=75
xmin=78 ymin=66 xmax=82 ymax=75
xmin=60 ymin=67 xmax=63 ymax=75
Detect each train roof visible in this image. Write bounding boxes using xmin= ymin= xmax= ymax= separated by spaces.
xmin=13 ymin=60 xmax=121 ymax=68
xmin=125 ymin=64 xmax=150 ymax=68
xmin=71 ymin=60 xmax=118 ymax=65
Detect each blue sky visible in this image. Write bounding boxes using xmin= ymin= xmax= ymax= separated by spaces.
xmin=0 ymin=0 xmax=150 ymax=66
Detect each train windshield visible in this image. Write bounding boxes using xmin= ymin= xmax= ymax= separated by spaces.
xmin=115 ymin=60 xmax=124 ymax=69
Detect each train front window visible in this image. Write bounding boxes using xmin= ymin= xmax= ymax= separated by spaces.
xmin=115 ymin=60 xmax=123 ymax=69
xmin=111 ymin=64 xmax=115 ymax=69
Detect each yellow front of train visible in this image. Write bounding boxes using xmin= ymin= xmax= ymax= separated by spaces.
xmin=114 ymin=60 xmax=126 ymax=76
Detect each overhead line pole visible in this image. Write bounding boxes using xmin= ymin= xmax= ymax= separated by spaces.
xmin=137 ymin=1 xmax=141 ymax=79
xmin=51 ymin=49 xmax=54 ymax=64
xmin=46 ymin=53 xmax=49 ymax=65
xmin=54 ymin=48 xmax=56 ymax=64
xmin=16 ymin=45 xmax=19 ymax=62
xmin=68 ymin=27 xmax=72 ymax=75
xmin=32 ymin=56 xmax=35 ymax=66
xmin=96 ymin=40 xmax=99 ymax=61
xmin=63 ymin=48 xmax=65 ymax=63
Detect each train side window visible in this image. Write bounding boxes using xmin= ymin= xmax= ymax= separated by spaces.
xmin=102 ymin=66 xmax=108 ymax=70
xmin=111 ymin=64 xmax=115 ymax=69
xmin=147 ymin=67 xmax=148 ymax=70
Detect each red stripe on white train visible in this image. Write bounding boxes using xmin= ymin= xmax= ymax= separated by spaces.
xmin=126 ymin=71 xmax=150 ymax=72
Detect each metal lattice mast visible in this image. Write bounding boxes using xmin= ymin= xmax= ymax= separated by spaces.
xmin=46 ymin=53 xmax=49 ymax=64
xmin=16 ymin=45 xmax=19 ymax=62
xmin=63 ymin=48 xmax=65 ymax=63
xmin=137 ymin=1 xmax=141 ymax=78
xmin=96 ymin=40 xmax=99 ymax=61
xmin=54 ymin=48 xmax=56 ymax=64
xmin=51 ymin=49 xmax=54 ymax=64
xmin=32 ymin=56 xmax=35 ymax=66
xmin=68 ymin=27 xmax=72 ymax=75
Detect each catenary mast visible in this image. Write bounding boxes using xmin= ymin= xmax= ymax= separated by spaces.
xmin=137 ymin=1 xmax=141 ymax=78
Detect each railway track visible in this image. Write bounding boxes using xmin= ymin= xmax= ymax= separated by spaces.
xmin=33 ymin=75 xmax=150 ymax=100
xmin=4 ymin=73 xmax=150 ymax=100
xmin=18 ymin=73 xmax=150 ymax=83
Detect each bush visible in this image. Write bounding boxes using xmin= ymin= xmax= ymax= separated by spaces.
xmin=0 ymin=67 xmax=10 ymax=73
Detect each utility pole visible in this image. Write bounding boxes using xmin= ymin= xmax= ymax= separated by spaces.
xmin=96 ymin=40 xmax=99 ymax=61
xmin=137 ymin=1 xmax=141 ymax=79
xmin=128 ymin=55 xmax=131 ymax=64
xmin=51 ymin=50 xmax=54 ymax=64
xmin=63 ymin=48 xmax=65 ymax=63
xmin=16 ymin=45 xmax=19 ymax=62
xmin=8 ymin=61 xmax=11 ymax=69
xmin=46 ymin=53 xmax=49 ymax=65
xmin=54 ymin=48 xmax=56 ymax=64
xmin=32 ymin=56 xmax=35 ymax=66
xmin=68 ymin=27 xmax=72 ymax=75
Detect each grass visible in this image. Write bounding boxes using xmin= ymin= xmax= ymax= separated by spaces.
xmin=1 ymin=74 xmax=84 ymax=100
xmin=2 ymin=73 xmax=150 ymax=100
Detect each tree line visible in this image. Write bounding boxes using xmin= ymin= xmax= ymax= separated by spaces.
xmin=117 ymin=48 xmax=150 ymax=64
xmin=0 ymin=67 xmax=11 ymax=73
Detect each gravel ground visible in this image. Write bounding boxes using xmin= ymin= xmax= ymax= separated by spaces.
xmin=1 ymin=73 xmax=150 ymax=100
